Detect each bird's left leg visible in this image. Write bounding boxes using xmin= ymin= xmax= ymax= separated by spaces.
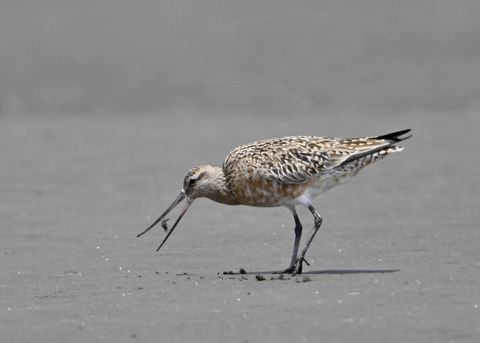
xmin=292 ymin=204 xmax=323 ymax=275
xmin=278 ymin=209 xmax=303 ymax=274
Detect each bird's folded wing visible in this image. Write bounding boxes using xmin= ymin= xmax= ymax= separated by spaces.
xmin=224 ymin=136 xmax=392 ymax=185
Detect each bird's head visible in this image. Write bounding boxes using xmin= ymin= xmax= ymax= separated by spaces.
xmin=137 ymin=165 xmax=229 ymax=251
xmin=182 ymin=165 xmax=225 ymax=200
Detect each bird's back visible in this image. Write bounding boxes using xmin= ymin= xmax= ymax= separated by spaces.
xmin=222 ymin=130 xmax=410 ymax=207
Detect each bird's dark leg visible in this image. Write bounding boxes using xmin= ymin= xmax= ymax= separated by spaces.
xmin=278 ymin=211 xmax=303 ymax=274
xmin=291 ymin=204 xmax=323 ymax=275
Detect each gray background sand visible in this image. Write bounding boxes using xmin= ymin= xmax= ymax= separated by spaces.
xmin=1 ymin=1 xmax=479 ymax=342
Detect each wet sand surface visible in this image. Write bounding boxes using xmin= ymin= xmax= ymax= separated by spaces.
xmin=1 ymin=112 xmax=479 ymax=342
xmin=2 ymin=1 xmax=480 ymax=341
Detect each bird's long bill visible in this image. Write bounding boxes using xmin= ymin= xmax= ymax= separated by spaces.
xmin=137 ymin=191 xmax=193 ymax=251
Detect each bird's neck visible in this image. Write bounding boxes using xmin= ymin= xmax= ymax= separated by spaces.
xmin=201 ymin=166 xmax=239 ymax=205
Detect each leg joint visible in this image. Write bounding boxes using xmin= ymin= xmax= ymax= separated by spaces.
xmin=308 ymin=204 xmax=323 ymax=227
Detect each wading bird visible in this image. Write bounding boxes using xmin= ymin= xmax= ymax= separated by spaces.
xmin=138 ymin=129 xmax=411 ymax=275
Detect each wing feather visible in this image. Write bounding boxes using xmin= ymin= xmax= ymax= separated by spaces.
xmin=223 ymin=135 xmax=395 ymax=184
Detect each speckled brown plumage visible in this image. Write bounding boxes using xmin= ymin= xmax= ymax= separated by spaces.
xmin=138 ymin=129 xmax=411 ymax=275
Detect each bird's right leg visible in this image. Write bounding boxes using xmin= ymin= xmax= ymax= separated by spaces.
xmin=291 ymin=204 xmax=323 ymax=275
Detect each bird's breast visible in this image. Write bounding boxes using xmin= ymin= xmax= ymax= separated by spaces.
xmin=228 ymin=172 xmax=314 ymax=207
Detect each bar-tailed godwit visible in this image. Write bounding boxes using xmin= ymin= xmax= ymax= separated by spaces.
xmin=138 ymin=129 xmax=411 ymax=274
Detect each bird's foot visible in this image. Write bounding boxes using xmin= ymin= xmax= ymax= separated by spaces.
xmin=277 ymin=257 xmax=310 ymax=275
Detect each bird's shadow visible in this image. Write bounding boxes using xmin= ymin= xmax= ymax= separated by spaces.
xmin=304 ymin=269 xmax=399 ymax=275
xmin=225 ymin=269 xmax=400 ymax=276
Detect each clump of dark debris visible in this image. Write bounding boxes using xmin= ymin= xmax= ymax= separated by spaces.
xmin=255 ymin=274 xmax=266 ymax=281
xmin=215 ymin=270 xmax=311 ymax=282
xmin=221 ymin=268 xmax=247 ymax=275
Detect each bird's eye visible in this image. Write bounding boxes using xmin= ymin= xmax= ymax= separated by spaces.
xmin=189 ymin=178 xmax=196 ymax=185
